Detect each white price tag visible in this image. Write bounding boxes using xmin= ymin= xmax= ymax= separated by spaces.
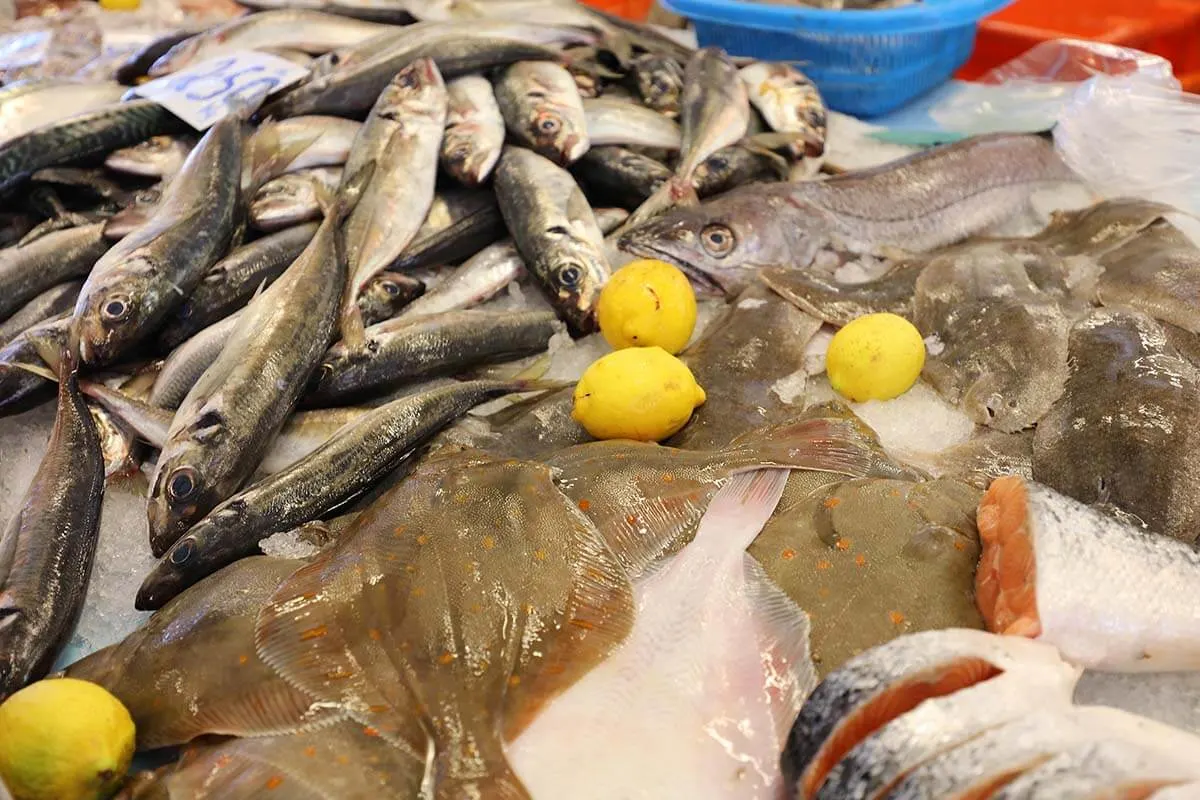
xmin=134 ymin=50 xmax=310 ymax=130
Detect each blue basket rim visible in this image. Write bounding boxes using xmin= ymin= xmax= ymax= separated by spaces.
xmin=663 ymin=0 xmax=1014 ymax=35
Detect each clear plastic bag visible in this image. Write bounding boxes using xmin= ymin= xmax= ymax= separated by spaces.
xmin=1054 ymin=74 xmax=1200 ymax=216
xmin=927 ymin=39 xmax=1178 ymax=135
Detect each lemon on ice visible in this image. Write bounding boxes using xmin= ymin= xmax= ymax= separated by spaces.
xmin=596 ymin=258 xmax=697 ymax=354
xmin=572 ymin=346 xmax=706 ymax=441
xmin=826 ymin=312 xmax=925 ymax=402
xmin=0 ymin=678 xmax=135 ymax=800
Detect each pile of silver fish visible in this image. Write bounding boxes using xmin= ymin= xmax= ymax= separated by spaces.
xmin=1 ymin=1 xmax=1200 ymax=797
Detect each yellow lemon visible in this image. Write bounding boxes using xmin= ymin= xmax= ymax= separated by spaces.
xmin=596 ymin=259 xmax=697 ymax=354
xmin=0 ymin=678 xmax=135 ymax=800
xmin=572 ymin=346 xmax=706 ymax=441
xmin=826 ymin=313 xmax=925 ymax=402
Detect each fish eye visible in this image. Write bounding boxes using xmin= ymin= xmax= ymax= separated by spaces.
xmin=166 ymin=466 xmax=198 ymax=501
xmin=170 ymin=538 xmax=194 ymax=565
xmin=699 ymin=224 xmax=736 ymax=258
xmin=382 ymin=281 xmax=400 ymax=297
xmin=318 ymin=363 xmax=334 ymax=383
xmin=557 ymin=264 xmax=582 ymax=288
xmin=536 ymin=114 xmax=561 ymax=135
xmin=101 ymin=294 xmax=132 ymax=323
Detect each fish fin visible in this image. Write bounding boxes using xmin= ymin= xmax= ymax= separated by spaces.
xmin=728 ymin=416 xmax=888 ymax=478
xmin=338 ymin=304 xmax=369 ymax=352
xmin=689 ymin=469 xmax=789 ymax=556
xmin=438 ymin=774 xmax=530 ymax=800
xmin=255 ymin=553 xmax=413 ymax=745
xmin=245 ymin=123 xmax=321 ymax=194
xmin=512 ymin=353 xmax=552 ymax=382
xmin=743 ymin=555 xmax=819 ymax=741
xmin=741 ymin=135 xmax=794 ymax=179
xmin=333 ymin=161 xmax=376 ymax=223
xmin=182 ymin=680 xmax=346 ymax=743
xmin=78 ymin=380 xmax=172 ymax=448
xmin=625 ymin=175 xmax=697 ymax=229
xmin=4 ymin=360 xmax=57 ymax=382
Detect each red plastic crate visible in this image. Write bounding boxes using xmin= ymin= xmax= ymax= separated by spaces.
xmin=580 ymin=0 xmax=655 ymax=20
xmin=958 ymin=0 xmax=1200 ymax=80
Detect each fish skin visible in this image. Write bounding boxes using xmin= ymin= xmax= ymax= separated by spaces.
xmin=510 ymin=470 xmax=814 ymax=799
xmin=0 ymin=81 xmax=128 ymax=148
xmin=104 ymin=134 xmax=197 ymax=179
xmin=914 ymin=240 xmax=1073 ymax=432
xmin=72 ymin=114 xmax=243 ymax=367
xmin=494 ymin=146 xmax=611 ymax=335
xmin=0 ymin=100 xmax=188 ymax=194
xmin=692 ymin=143 xmax=784 ymax=197
xmin=260 ymin=25 xmax=567 ymax=119
xmin=582 ymin=96 xmax=682 ymax=150
xmin=102 ymin=184 xmax=163 ymax=241
xmin=1031 ymin=308 xmax=1200 ymax=543
xmin=991 ymin=738 xmax=1200 ymax=800
xmin=64 ymin=556 xmax=339 ymax=749
xmin=782 ymin=629 xmax=1081 ymax=800
xmin=146 ymin=174 xmax=352 ymax=557
xmin=0 ymin=223 xmax=108 ymax=323
xmin=1031 ymin=196 xmax=1175 ymax=257
xmin=442 ymin=75 xmax=506 ymax=186
xmin=339 ymin=58 xmax=446 ymax=346
xmin=667 ymin=283 xmax=821 ymax=449
xmin=1093 ymin=220 xmax=1200 ymax=333
xmin=0 ymin=282 xmax=81 ymax=349
xmin=157 ymin=223 xmax=319 ymax=351
xmin=248 ymin=115 xmax=362 ymax=180
xmin=306 ymin=309 xmax=559 ymax=404
xmin=113 ymin=30 xmax=194 ymax=85
xmin=249 ymin=166 xmax=341 ymax=232
xmin=978 ymin=477 xmax=1200 ymax=671
xmin=0 ymin=354 xmax=105 ymax=699
xmin=573 ymin=146 xmax=671 ymax=209
xmin=150 ymin=312 xmax=240 ymax=409
xmin=620 ymin=134 xmax=1077 ymax=295
xmin=761 ymin=257 xmax=923 ymax=327
xmin=740 ymin=62 xmax=826 ymax=159
xmin=750 ymin=476 xmax=983 ymax=679
xmin=930 ymin=430 xmax=1034 ymax=490
xmin=628 ymin=53 xmax=684 ymax=117
xmin=139 ymin=379 xmax=547 ymax=608
xmin=0 ymin=316 xmax=68 ymax=416
xmin=255 ymin=453 xmax=635 ymax=796
xmin=495 ymin=60 xmax=591 ymax=165
xmin=437 ymin=384 xmax=586 ymax=460
xmin=146 ymin=10 xmax=394 ymax=76
xmin=389 ymin=187 xmax=505 ymax=272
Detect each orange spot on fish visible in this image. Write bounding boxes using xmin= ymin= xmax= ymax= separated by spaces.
xmin=237 ymin=654 xmax=249 ymax=665
xmin=302 ymin=592 xmax=317 ymax=600
xmin=816 ymin=560 xmax=832 ymax=571
xmin=411 ymin=587 xmax=425 ymax=598
xmin=393 ymin=525 xmax=406 ymax=537
xmin=325 ymin=668 xmax=354 ymax=680
xmin=855 ymin=554 xmax=866 ymax=567
xmin=817 ymin=586 xmax=831 ymax=599
xmin=364 ymin=727 xmax=381 ymax=737
xmin=781 ymin=548 xmax=796 ymax=560
xmin=368 ymin=704 xmax=389 ymax=713
xmin=824 ymin=496 xmax=842 ymax=509
xmin=416 ymin=534 xmax=430 ymax=545
xmin=509 ymin=675 xmax=521 ymax=687
xmin=546 ymin=663 xmax=565 ymax=675
xmin=953 ymin=540 xmax=966 ymax=551
xmin=578 ymin=498 xmax=591 ymax=511
xmin=368 ymin=628 xmax=381 ymax=641
xmin=214 ymin=755 xmax=232 ymax=769
xmin=625 ymin=513 xmax=639 ymax=526
xmin=300 ymin=624 xmax=328 ymax=641
xmin=570 ymin=617 xmax=596 ymax=630
xmin=835 ymin=539 xmax=851 ymax=551
xmin=481 ymin=535 xmax=496 ymax=550
xmin=907 ymin=501 xmax=920 ymax=511
xmin=438 ymin=651 xmax=456 ymax=665
xmin=662 ymin=473 xmax=675 ymax=483
xmin=889 ymin=488 xmax=902 ymax=498
xmin=889 ymin=610 xmax=906 ymax=625
xmin=533 ymin=549 xmax=548 ymax=562
xmin=303 ymin=746 xmax=316 ymax=758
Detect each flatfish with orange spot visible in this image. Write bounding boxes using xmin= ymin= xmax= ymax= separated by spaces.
xmin=749 ymin=477 xmax=983 ymax=677
xmin=65 ymin=556 xmax=338 ymax=751
xmin=255 ymin=451 xmax=635 ymax=799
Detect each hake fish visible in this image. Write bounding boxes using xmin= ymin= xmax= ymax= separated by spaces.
xmin=620 ymin=134 xmax=1077 ymax=295
xmin=146 ymin=170 xmax=357 ymax=556
xmin=0 ymin=223 xmax=108 ymax=323
xmin=494 ymin=146 xmax=611 ymax=334
xmin=72 ymin=114 xmax=243 ymax=366
xmin=1032 ymin=308 xmax=1200 ymax=544
xmin=0 ymin=351 xmax=104 ymax=699
xmin=495 ymin=60 xmax=591 ymax=165
xmin=139 ymin=379 xmax=553 ymax=608
xmin=441 ymin=75 xmax=506 ymax=186
xmin=339 ymin=58 xmax=446 ymax=346
xmin=978 ymin=476 xmax=1200 ymax=671
xmin=1093 ymin=220 xmax=1200 ymax=334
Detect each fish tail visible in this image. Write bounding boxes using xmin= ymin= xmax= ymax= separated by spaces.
xmin=624 ymin=175 xmax=695 ymax=229
xmin=245 ymin=121 xmax=321 ymax=194
xmin=4 ymin=360 xmax=57 ymax=383
xmin=727 ymin=416 xmax=883 ymax=478
xmin=690 ymin=469 xmax=789 ymax=555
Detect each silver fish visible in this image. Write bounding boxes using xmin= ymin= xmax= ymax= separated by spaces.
xmin=620 ymin=134 xmax=1078 ymax=295
xmin=390 ymin=187 xmax=505 ymax=272
xmin=0 ymin=80 xmax=127 ymax=147
xmin=104 ymin=134 xmax=197 ymax=179
xmin=0 ymin=282 xmax=81 ymax=349
xmin=0 ymin=316 xmax=68 ymax=416
xmin=583 ymin=96 xmax=682 ymax=150
xmin=340 ymin=58 xmax=446 ymax=347
xmin=495 ymin=60 xmax=591 ymax=165
xmin=494 ymin=146 xmax=611 ymax=334
xmin=442 ymin=74 xmax=506 ymax=186
xmin=73 ymin=115 xmax=243 ymax=366
xmin=150 ymin=312 xmax=241 ymax=409
xmin=573 ymin=146 xmax=672 ymax=209
xmin=740 ymin=61 xmax=826 ymax=158
xmin=0 ymin=223 xmax=108 ymax=323
xmin=628 ymin=53 xmax=684 ymax=117
xmin=249 ymin=166 xmax=342 ymax=232
xmin=248 ymin=115 xmax=362 ymax=180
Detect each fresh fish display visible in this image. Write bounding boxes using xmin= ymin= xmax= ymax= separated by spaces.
xmin=1032 ymin=308 xmax=1200 ymax=543
xmin=140 ymin=379 xmax=553 ymax=608
xmin=0 ymin=81 xmax=128 ymax=147
xmin=389 ymin=187 xmax=506 ymax=272
xmin=978 ymin=476 xmax=1200 ymax=671
xmin=574 ymin=145 xmax=672 ymax=209
xmin=583 ymin=96 xmax=682 ymax=150
xmin=0 ymin=223 xmax=108 ymax=323
xmin=628 ymin=52 xmax=684 ymax=116
xmin=339 ymin=59 xmax=446 ymax=346
xmin=621 ymin=134 xmax=1077 ymax=294
xmin=0 ymin=353 xmax=104 ymax=698
xmin=442 ymin=75 xmax=506 ymax=185
xmin=0 ymin=282 xmax=81 ymax=349
xmin=306 ymin=309 xmax=558 ymax=404
xmin=104 ymin=134 xmax=197 ymax=179
xmin=1093 ymin=220 xmax=1200 ymax=333
xmin=496 ymin=60 xmax=591 ymax=165
xmin=248 ymin=166 xmax=342 ymax=231
xmin=740 ymin=61 xmax=827 ymax=158
xmin=494 ymin=146 xmax=611 ymax=334
xmin=72 ymin=115 xmax=243 ymax=366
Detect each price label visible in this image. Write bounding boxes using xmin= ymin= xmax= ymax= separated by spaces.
xmin=134 ymin=50 xmax=310 ymax=130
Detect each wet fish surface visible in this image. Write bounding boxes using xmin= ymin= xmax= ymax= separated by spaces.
xmin=0 ymin=223 xmax=108 ymax=323
xmin=495 ymin=60 xmax=591 ymax=165
xmin=441 ymin=75 xmax=506 ymax=186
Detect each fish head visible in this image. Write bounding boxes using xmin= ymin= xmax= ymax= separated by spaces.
xmin=74 ymin=259 xmax=161 ymax=366
xmin=380 ymin=57 xmax=446 ymax=123
xmin=148 ymin=36 xmax=201 ymax=78
xmin=147 ymin=436 xmax=226 ymax=557
xmin=135 ymin=532 xmax=200 ymax=610
xmin=442 ymin=136 xmax=497 ymax=187
xmin=358 ymin=272 xmax=426 ymax=326
xmin=540 ymin=242 xmax=608 ymax=336
xmin=249 ymin=177 xmax=318 ymax=231
xmin=104 ymin=136 xmax=193 ymax=178
xmin=531 ymin=104 xmax=589 ymax=166
xmin=619 ymin=191 xmax=809 ymax=296
xmin=634 ymin=57 xmax=683 ymax=115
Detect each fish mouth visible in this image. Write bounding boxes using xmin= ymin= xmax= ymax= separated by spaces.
xmin=135 ymin=565 xmax=185 ymax=611
xmin=619 ymin=236 xmax=726 ymax=296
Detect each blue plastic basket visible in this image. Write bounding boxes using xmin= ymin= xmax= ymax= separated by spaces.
xmin=661 ymin=0 xmax=1015 ymax=117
